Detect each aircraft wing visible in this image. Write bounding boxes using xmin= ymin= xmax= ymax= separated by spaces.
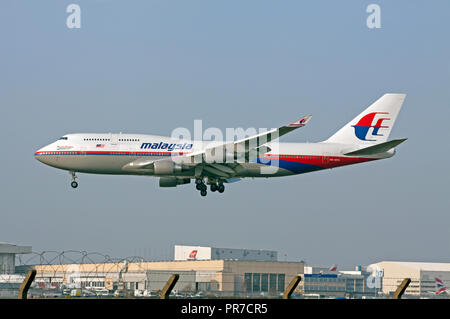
xmin=123 ymin=115 xmax=312 ymax=179
xmin=229 ymin=114 xmax=312 ymax=156
xmin=177 ymin=115 xmax=312 ymax=165
xmin=172 ymin=115 xmax=312 ymax=177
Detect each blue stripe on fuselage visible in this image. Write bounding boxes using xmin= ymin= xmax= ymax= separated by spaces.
xmin=255 ymin=158 xmax=324 ymax=174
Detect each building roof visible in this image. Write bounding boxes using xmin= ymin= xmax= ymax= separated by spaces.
xmin=0 ymin=242 xmax=32 ymax=254
xmin=175 ymin=244 xmax=277 ymax=252
xmin=304 ymin=273 xmax=337 ymax=278
xmin=377 ymin=261 xmax=450 ymax=272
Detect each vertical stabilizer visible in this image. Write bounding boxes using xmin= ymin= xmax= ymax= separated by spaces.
xmin=326 ymin=94 xmax=406 ymax=145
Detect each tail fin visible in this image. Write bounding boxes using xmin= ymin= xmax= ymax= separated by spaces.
xmin=326 ymin=93 xmax=406 ymax=145
xmin=435 ymin=277 xmax=447 ymax=295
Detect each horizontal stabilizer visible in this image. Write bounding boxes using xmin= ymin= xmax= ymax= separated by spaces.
xmin=344 ymin=138 xmax=407 ymax=156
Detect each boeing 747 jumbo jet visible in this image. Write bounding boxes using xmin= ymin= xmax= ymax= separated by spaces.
xmin=35 ymin=94 xmax=407 ymax=196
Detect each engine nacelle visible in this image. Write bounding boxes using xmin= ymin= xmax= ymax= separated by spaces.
xmin=159 ymin=177 xmax=191 ymax=187
xmin=153 ymin=160 xmax=182 ymax=175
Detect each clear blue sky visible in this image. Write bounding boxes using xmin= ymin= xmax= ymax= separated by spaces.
xmin=1 ymin=0 xmax=449 ymax=268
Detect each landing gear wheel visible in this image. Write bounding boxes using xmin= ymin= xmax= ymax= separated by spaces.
xmin=69 ymin=171 xmax=78 ymax=188
xmin=200 ymin=190 xmax=207 ymax=197
xmin=210 ymin=184 xmax=218 ymax=192
xmin=195 ymin=178 xmax=203 ymax=185
xmin=218 ymin=184 xmax=225 ymax=193
xmin=196 ymin=184 xmax=202 ymax=190
xmin=200 ymin=184 xmax=207 ymax=191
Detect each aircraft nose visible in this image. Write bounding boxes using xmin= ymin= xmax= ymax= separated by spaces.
xmin=34 ymin=146 xmax=50 ymax=164
xmin=34 ymin=148 xmax=44 ymax=162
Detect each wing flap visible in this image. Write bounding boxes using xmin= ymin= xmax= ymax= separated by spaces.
xmin=209 ymin=163 xmax=236 ymax=175
xmin=203 ymin=165 xmax=231 ymax=178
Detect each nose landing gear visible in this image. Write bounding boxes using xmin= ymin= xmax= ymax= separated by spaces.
xmin=70 ymin=172 xmax=78 ymax=189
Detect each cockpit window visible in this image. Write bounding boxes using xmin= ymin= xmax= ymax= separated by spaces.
xmin=58 ymin=137 xmax=68 ymax=140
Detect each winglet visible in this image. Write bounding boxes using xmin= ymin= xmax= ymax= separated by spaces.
xmin=287 ymin=115 xmax=312 ymax=127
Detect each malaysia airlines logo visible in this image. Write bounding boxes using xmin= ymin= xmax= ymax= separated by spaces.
xmin=188 ymin=250 xmax=198 ymax=260
xmin=352 ymin=112 xmax=390 ymax=141
xmin=287 ymin=115 xmax=312 ymax=128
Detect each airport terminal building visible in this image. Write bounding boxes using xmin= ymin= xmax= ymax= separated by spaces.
xmin=297 ymin=266 xmax=379 ymax=299
xmin=4 ymin=243 xmax=449 ymax=298
xmin=33 ymin=246 xmax=303 ymax=297
xmin=368 ymin=261 xmax=450 ymax=297
xmin=30 ymin=258 xmax=381 ymax=298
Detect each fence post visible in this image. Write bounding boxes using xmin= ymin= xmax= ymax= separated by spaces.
xmin=160 ymin=274 xmax=180 ymax=299
xmin=282 ymin=275 xmax=302 ymax=299
xmin=392 ymin=278 xmax=411 ymax=299
xmin=18 ymin=269 xmax=36 ymax=300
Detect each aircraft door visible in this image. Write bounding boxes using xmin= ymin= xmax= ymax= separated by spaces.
xmin=110 ymin=134 xmax=118 ymax=146
xmin=79 ymin=145 xmax=87 ymax=157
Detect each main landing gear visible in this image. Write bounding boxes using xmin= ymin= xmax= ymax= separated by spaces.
xmin=195 ymin=178 xmax=207 ymax=196
xmin=70 ymin=172 xmax=78 ymax=189
xmin=195 ymin=178 xmax=225 ymax=197
xmin=210 ymin=183 xmax=224 ymax=193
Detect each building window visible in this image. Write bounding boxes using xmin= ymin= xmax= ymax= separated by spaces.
xmin=261 ymin=274 xmax=269 ymax=292
xmin=277 ymin=274 xmax=285 ymax=292
xmin=269 ymin=274 xmax=277 ymax=292
xmin=252 ymin=273 xmax=260 ymax=292
xmin=244 ymin=273 xmax=251 ymax=293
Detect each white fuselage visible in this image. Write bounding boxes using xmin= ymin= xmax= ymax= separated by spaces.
xmin=35 ymin=133 xmax=392 ymax=178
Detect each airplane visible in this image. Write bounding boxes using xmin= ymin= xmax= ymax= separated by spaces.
xmin=424 ymin=277 xmax=448 ymax=296
xmin=35 ymin=93 xmax=407 ymax=197
xmin=434 ymin=277 xmax=447 ymax=295
xmin=318 ymin=264 xmax=338 ymax=274
xmin=329 ymin=264 xmax=338 ymax=272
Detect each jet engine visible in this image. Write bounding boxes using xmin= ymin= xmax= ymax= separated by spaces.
xmin=153 ymin=160 xmax=182 ymax=175
xmin=159 ymin=177 xmax=191 ymax=187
